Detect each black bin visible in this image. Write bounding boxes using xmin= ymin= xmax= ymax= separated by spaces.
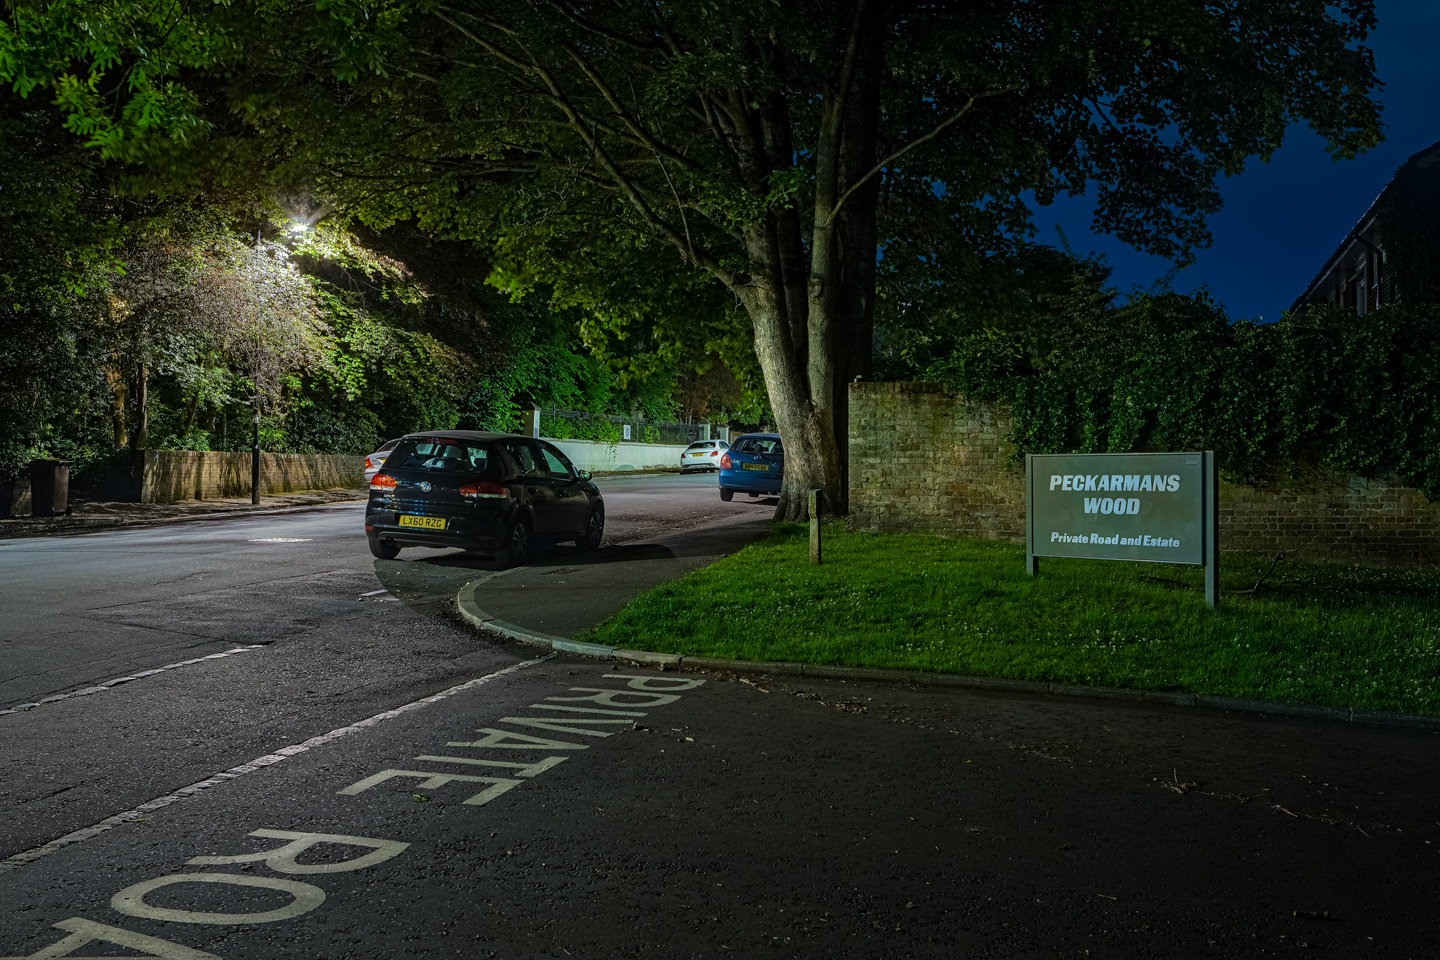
xmin=28 ymin=459 xmax=70 ymax=517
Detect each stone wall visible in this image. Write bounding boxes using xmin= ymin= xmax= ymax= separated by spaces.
xmin=848 ymin=381 xmax=1440 ymax=568
xmin=141 ymin=450 xmax=364 ymax=504
xmin=4 ymin=479 xmax=31 ymax=517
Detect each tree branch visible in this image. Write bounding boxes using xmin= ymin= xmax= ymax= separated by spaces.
xmin=823 ymin=85 xmax=1018 ymax=226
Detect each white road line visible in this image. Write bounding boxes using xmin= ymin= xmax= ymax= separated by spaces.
xmin=1 ymin=646 xmax=269 ymax=717
xmin=0 ymin=655 xmax=551 ymax=875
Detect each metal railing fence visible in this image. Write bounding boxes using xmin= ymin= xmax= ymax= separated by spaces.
xmin=538 ymin=408 xmax=708 ymax=445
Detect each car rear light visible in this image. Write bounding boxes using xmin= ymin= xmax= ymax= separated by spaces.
xmin=709 ymin=450 xmax=718 ymax=456
xmin=364 ymin=456 xmax=373 ymax=469
xmin=370 ymin=474 xmax=397 ymax=492
xmin=460 ymin=481 xmax=509 ymax=499
xmin=720 ymin=453 xmax=732 ymax=469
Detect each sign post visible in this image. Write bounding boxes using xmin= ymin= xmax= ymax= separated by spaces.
xmin=1026 ymin=452 xmax=1219 ymax=607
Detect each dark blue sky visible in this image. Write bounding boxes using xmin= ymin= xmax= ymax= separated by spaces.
xmin=1037 ymin=0 xmax=1440 ymax=322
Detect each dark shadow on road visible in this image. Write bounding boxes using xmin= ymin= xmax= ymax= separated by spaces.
xmin=370 ymin=513 xmax=769 ymax=631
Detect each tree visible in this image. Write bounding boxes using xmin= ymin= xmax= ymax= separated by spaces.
xmin=2 ymin=0 xmax=1384 ymax=517
xmin=192 ymin=236 xmax=328 ymax=424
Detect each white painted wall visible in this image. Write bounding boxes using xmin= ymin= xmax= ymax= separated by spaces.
xmin=544 ymin=438 xmax=689 ymax=473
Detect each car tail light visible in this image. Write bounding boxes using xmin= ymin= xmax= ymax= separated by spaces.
xmin=364 ymin=456 xmax=373 ymax=469
xmin=370 ymin=474 xmax=396 ymax=492
xmin=709 ymin=450 xmax=718 ymax=456
xmin=720 ymin=453 xmax=732 ymax=469
xmin=460 ymin=481 xmax=509 ymax=499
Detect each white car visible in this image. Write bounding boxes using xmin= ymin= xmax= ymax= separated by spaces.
xmin=680 ymin=439 xmax=729 ymax=472
xmin=363 ymin=438 xmax=401 ymax=482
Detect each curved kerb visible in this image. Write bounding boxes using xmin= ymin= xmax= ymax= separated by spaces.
xmin=454 ymin=578 xmax=1440 ymax=735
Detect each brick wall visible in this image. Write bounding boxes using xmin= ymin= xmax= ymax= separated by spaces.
xmin=141 ymin=450 xmax=364 ymax=504
xmin=848 ymin=381 xmax=1440 ymax=568
xmin=848 ymin=382 xmax=1026 ymax=540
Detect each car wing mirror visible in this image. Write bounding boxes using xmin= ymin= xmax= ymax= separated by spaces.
xmin=577 ymin=469 xmax=592 ymax=481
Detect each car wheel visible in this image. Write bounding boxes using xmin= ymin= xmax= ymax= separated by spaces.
xmin=720 ymin=487 xmax=734 ymax=501
xmin=494 ymin=517 xmax=531 ymax=569
xmin=578 ymin=504 xmax=605 ymax=551
xmin=368 ymin=535 xmax=401 ymax=560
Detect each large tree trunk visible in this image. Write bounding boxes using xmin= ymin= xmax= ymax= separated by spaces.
xmin=739 ymin=17 xmax=883 ymax=522
xmin=826 ymin=28 xmax=884 ymax=514
xmin=103 ymin=363 xmax=128 ymax=449
xmin=738 ymin=270 xmax=841 ymax=523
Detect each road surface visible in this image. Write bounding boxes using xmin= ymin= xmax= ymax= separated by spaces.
xmin=0 ymin=472 xmax=770 ymax=707
xmin=3 ymin=473 xmax=1436 ymax=958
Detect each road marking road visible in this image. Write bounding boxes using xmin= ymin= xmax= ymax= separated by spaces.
xmin=0 ymin=916 xmax=222 ymax=960
xmin=1 ymin=646 xmax=268 ymax=717
xmin=447 ymin=728 xmax=591 ymax=749
xmin=186 ymin=829 xmax=410 ymax=874
xmin=0 ymin=657 xmax=549 ymax=874
xmin=547 ymin=687 xmax=683 ymax=707
xmin=413 ymin=755 xmax=569 ymax=776
xmin=112 ymin=873 xmax=327 ymax=925
xmin=333 ymin=673 xmax=709 ymax=813
xmin=337 ymin=770 xmax=524 ymax=805
xmin=4 ymin=667 xmax=707 ymax=959
xmin=530 ymin=703 xmax=648 ymax=716
xmin=496 ymin=716 xmax=631 ymax=736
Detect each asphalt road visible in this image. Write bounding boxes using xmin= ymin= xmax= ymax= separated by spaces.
xmin=0 ymin=472 xmax=770 ymax=707
xmin=0 ymin=471 xmax=770 ymax=868
xmin=4 ymin=471 xmax=1438 ymax=958
xmin=3 ymin=656 xmax=1438 ymax=959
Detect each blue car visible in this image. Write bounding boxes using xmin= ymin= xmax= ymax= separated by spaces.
xmin=718 ymin=433 xmax=784 ymax=501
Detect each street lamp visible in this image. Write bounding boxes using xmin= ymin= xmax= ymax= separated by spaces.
xmin=252 ymin=401 xmax=261 ymax=506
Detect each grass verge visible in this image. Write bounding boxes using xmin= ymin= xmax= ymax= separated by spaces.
xmin=580 ymin=523 xmax=1440 ymax=716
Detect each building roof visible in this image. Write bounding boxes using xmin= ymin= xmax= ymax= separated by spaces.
xmin=1289 ymin=137 xmax=1440 ymax=314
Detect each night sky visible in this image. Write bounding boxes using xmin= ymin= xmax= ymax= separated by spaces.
xmin=1037 ymin=0 xmax=1440 ymax=322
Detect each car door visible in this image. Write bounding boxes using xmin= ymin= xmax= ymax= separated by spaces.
xmin=539 ymin=442 xmax=589 ymax=535
xmin=503 ymin=439 xmax=560 ymax=534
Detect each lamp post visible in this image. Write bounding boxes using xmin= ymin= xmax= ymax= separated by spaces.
xmin=251 ymin=396 xmax=261 ymax=505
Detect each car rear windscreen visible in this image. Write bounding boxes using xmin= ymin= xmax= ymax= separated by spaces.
xmin=389 ymin=439 xmax=499 ymax=476
xmin=739 ymin=437 xmax=783 ymax=454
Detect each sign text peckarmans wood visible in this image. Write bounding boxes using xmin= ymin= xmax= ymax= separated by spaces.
xmin=1025 ymin=452 xmax=1220 ymax=605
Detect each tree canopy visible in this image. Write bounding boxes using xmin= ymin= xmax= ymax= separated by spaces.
xmin=2 ymin=0 xmax=1385 ymax=514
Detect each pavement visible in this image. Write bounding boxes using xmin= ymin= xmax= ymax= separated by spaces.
xmin=0 ymin=489 xmax=370 ymax=538
xmin=4 ymin=471 xmax=1439 ymax=958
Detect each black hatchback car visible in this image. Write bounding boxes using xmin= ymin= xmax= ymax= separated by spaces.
xmin=365 ymin=432 xmax=604 ymax=567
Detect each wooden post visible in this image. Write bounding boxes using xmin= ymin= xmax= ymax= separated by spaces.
xmin=1204 ymin=450 xmax=1219 ymax=608
xmin=809 ymin=488 xmax=822 ymax=564
xmin=1025 ymin=454 xmax=1038 ymax=576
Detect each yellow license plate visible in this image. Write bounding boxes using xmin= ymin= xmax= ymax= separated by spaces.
xmin=398 ymin=515 xmax=446 ymax=530
xmin=740 ymin=462 xmax=769 ymax=471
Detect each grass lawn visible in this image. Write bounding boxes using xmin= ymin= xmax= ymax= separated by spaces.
xmin=581 ymin=523 xmax=1440 ymax=716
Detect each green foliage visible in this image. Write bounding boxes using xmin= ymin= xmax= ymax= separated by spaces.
xmin=917 ymin=291 xmax=1440 ymax=498
xmin=582 ymin=525 xmax=1440 ymax=716
xmin=0 ymin=90 xmax=116 ymax=478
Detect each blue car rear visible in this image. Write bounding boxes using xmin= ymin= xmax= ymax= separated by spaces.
xmin=718 ymin=433 xmax=784 ymax=501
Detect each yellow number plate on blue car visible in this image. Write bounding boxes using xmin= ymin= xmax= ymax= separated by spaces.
xmin=398 ymin=515 xmax=446 ymax=529
xmin=740 ymin=462 xmax=769 ymax=471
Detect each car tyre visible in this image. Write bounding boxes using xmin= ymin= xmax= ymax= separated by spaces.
xmin=719 ymin=487 xmax=734 ymax=501
xmin=368 ymin=535 xmax=401 ymax=560
xmin=578 ymin=504 xmax=605 ymax=551
xmin=494 ymin=516 xmax=531 ymax=569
